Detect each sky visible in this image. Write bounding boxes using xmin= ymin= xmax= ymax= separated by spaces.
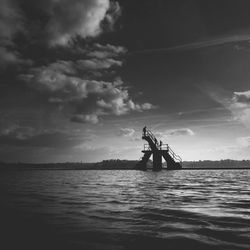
xmin=0 ymin=0 xmax=250 ymax=163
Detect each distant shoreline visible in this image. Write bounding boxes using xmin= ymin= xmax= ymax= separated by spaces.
xmin=1 ymin=159 xmax=250 ymax=171
xmin=1 ymin=167 xmax=250 ymax=171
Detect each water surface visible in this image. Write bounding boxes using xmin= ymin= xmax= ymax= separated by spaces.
xmin=0 ymin=169 xmax=250 ymax=250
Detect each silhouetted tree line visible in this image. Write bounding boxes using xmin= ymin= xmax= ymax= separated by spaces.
xmin=0 ymin=159 xmax=250 ymax=170
xmin=0 ymin=159 xmax=138 ymax=170
xmin=182 ymin=159 xmax=250 ymax=168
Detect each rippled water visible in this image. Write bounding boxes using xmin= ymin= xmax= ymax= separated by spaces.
xmin=0 ymin=169 xmax=250 ymax=250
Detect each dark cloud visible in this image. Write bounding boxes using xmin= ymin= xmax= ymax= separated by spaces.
xmin=72 ymin=43 xmax=127 ymax=78
xmin=0 ymin=0 xmax=24 ymax=44
xmin=0 ymin=0 xmax=121 ymax=67
xmin=45 ymin=0 xmax=119 ymax=46
xmin=0 ymin=0 xmax=28 ymax=65
xmin=0 ymin=125 xmax=88 ymax=148
xmin=102 ymin=0 xmax=121 ymax=32
xmin=0 ymin=0 xmax=121 ymax=47
xmin=0 ymin=47 xmax=33 ymax=67
xmin=83 ymin=43 xmax=127 ymax=58
xmin=76 ymin=58 xmax=122 ymax=70
xmin=0 ymin=47 xmax=23 ymax=65
xmin=20 ymin=43 xmax=156 ymax=124
xmin=20 ymin=71 xmax=156 ymax=123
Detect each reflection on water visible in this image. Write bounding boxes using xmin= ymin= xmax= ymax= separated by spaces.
xmin=0 ymin=169 xmax=250 ymax=249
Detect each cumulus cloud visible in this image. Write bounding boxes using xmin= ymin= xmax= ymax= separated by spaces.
xmin=117 ymin=128 xmax=135 ymax=137
xmin=20 ymin=44 xmax=156 ymax=123
xmin=22 ymin=67 xmax=155 ymax=122
xmin=102 ymin=1 xmax=121 ymax=32
xmin=140 ymin=103 xmax=157 ymax=110
xmin=95 ymin=88 xmax=156 ymax=116
xmin=71 ymin=114 xmax=99 ymax=124
xmin=46 ymin=0 xmax=119 ymax=46
xmin=166 ymin=128 xmax=195 ymax=136
xmin=0 ymin=0 xmax=121 ymax=65
xmin=202 ymin=86 xmax=250 ymax=128
xmin=70 ymin=43 xmax=127 ymax=78
xmin=233 ymin=91 xmax=250 ymax=104
xmin=1 ymin=0 xmax=121 ymax=46
xmin=236 ymin=136 xmax=250 ymax=147
xmin=83 ymin=43 xmax=127 ymax=58
xmin=229 ymin=90 xmax=250 ymax=127
xmin=1 ymin=0 xmax=155 ymax=126
xmin=76 ymin=58 xmax=122 ymax=70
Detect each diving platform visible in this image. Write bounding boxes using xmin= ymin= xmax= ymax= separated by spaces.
xmin=136 ymin=128 xmax=182 ymax=171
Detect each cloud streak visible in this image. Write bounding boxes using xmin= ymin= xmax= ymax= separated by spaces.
xmin=202 ymin=86 xmax=250 ymax=128
xmin=131 ymin=34 xmax=250 ymax=54
xmin=166 ymin=128 xmax=195 ymax=136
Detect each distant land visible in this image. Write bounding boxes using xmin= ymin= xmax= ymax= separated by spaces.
xmin=0 ymin=159 xmax=250 ymax=170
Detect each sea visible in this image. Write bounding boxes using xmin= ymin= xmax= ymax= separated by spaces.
xmin=0 ymin=169 xmax=250 ymax=250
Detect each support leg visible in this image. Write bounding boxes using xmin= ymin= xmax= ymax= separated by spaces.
xmin=153 ymin=152 xmax=162 ymax=171
xmin=136 ymin=151 xmax=152 ymax=170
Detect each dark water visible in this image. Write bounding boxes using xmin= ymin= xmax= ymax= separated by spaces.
xmin=0 ymin=169 xmax=250 ymax=250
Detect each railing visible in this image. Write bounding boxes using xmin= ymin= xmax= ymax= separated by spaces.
xmin=168 ymin=145 xmax=182 ymax=163
xmin=143 ymin=143 xmax=182 ymax=163
xmin=143 ymin=127 xmax=182 ymax=164
xmin=143 ymin=129 xmax=159 ymax=146
xmin=144 ymin=143 xmax=168 ymax=151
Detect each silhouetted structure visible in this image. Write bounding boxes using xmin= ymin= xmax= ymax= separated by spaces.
xmin=136 ymin=128 xmax=182 ymax=171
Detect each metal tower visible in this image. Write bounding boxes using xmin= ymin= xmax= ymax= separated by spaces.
xmin=135 ymin=128 xmax=182 ymax=171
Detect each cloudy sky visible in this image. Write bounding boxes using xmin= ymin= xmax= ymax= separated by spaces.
xmin=1 ymin=0 xmax=250 ymax=163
